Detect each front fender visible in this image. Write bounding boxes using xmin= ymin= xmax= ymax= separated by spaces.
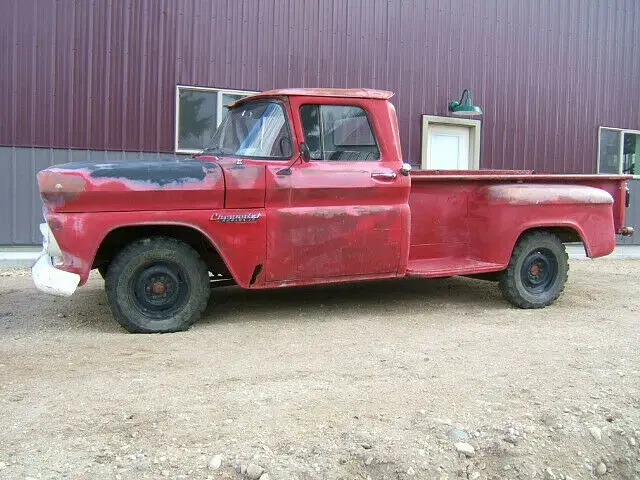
xmin=45 ymin=209 xmax=267 ymax=288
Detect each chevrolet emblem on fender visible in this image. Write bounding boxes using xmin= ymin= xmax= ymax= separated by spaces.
xmin=211 ymin=213 xmax=261 ymax=223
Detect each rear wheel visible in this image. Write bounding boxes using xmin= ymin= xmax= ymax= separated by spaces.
xmin=500 ymin=231 xmax=568 ymax=309
xmin=105 ymin=237 xmax=210 ymax=333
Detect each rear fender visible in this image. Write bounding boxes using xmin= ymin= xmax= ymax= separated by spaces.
xmin=469 ymin=184 xmax=616 ymax=263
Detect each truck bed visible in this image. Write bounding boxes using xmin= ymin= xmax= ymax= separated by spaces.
xmin=406 ymin=170 xmax=630 ymax=276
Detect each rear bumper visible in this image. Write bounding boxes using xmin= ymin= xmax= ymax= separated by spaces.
xmin=620 ymin=226 xmax=634 ymax=237
xmin=31 ymin=253 xmax=80 ymax=297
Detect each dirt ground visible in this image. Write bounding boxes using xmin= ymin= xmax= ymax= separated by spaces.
xmin=0 ymin=260 xmax=639 ymax=480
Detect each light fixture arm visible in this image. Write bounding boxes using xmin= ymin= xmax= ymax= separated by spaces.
xmin=457 ymin=89 xmax=470 ymax=105
xmin=448 ymin=88 xmax=483 ymax=116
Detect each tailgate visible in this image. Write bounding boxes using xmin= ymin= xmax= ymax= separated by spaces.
xmin=582 ymin=177 xmax=632 ymax=235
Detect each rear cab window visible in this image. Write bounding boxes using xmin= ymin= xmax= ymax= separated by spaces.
xmin=299 ymin=105 xmax=380 ymax=161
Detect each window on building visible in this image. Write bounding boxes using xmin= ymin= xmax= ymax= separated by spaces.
xmin=299 ymin=105 xmax=380 ymax=161
xmin=175 ymin=86 xmax=255 ymax=154
xmin=598 ymin=127 xmax=639 ymax=175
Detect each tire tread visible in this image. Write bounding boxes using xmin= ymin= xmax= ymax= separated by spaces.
xmin=105 ymin=236 xmax=210 ymax=333
xmin=499 ymin=231 xmax=569 ymax=309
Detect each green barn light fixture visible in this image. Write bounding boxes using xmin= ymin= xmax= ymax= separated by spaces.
xmin=448 ymin=89 xmax=483 ymax=116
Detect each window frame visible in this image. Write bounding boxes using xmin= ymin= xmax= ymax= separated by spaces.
xmin=597 ymin=126 xmax=640 ymax=177
xmin=213 ymin=99 xmax=295 ymax=161
xmin=174 ymin=85 xmax=256 ymax=154
xmin=298 ymin=103 xmax=381 ymax=161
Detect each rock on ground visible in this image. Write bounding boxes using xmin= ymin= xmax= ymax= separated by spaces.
xmin=454 ymin=442 xmax=475 ymax=457
xmin=207 ymin=455 xmax=222 ymax=470
xmin=246 ymin=463 xmax=264 ymax=480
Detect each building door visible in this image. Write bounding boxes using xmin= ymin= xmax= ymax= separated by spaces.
xmin=420 ymin=116 xmax=481 ymax=170
xmin=427 ymin=124 xmax=470 ymax=169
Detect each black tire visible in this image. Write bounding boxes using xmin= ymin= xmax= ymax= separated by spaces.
xmin=105 ymin=237 xmax=210 ymax=333
xmin=499 ymin=231 xmax=568 ymax=309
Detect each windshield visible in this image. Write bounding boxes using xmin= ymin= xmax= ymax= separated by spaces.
xmin=206 ymin=100 xmax=293 ymax=159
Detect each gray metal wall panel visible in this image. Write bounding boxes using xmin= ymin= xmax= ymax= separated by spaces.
xmin=0 ymin=146 xmax=184 ymax=245
xmin=12 ymin=149 xmax=37 ymax=245
xmin=1 ymin=0 xmax=639 ymax=173
xmin=0 ymin=155 xmax=13 ymax=245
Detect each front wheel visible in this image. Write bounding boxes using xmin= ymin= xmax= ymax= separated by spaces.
xmin=500 ymin=231 xmax=568 ymax=309
xmin=97 ymin=264 xmax=109 ymax=280
xmin=105 ymin=237 xmax=210 ymax=333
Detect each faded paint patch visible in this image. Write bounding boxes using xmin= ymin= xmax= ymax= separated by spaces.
xmin=220 ymin=163 xmax=266 ymax=209
xmin=53 ymin=160 xmax=219 ymax=186
xmin=280 ymin=205 xmax=390 ymax=220
xmin=38 ymin=160 xmax=225 ymax=213
xmin=486 ymin=184 xmax=613 ymax=205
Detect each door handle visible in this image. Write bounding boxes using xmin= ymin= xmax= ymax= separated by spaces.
xmin=371 ymin=172 xmax=397 ymax=180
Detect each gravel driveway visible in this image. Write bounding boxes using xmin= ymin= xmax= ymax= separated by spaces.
xmin=1 ymin=260 xmax=639 ymax=480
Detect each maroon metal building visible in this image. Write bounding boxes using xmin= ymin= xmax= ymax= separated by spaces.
xmin=1 ymin=0 xmax=639 ymax=245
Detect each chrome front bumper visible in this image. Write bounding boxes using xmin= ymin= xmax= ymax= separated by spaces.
xmin=32 ymin=254 xmax=80 ymax=297
xmin=31 ymin=222 xmax=80 ymax=297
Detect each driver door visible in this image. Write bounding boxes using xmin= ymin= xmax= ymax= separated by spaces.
xmin=265 ymin=98 xmax=410 ymax=284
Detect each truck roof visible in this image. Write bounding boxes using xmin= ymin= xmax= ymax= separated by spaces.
xmin=233 ymin=88 xmax=394 ymax=106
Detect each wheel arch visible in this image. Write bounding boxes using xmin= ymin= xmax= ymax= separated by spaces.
xmin=92 ymin=223 xmax=235 ymax=281
xmin=513 ymin=224 xmax=589 ymax=257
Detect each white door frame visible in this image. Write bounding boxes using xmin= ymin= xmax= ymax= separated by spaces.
xmin=421 ymin=115 xmax=481 ymax=170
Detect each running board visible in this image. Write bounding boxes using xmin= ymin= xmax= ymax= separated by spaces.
xmin=406 ymin=257 xmax=504 ymax=278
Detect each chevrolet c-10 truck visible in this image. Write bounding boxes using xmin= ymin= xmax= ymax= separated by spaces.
xmin=32 ymin=88 xmax=634 ymax=333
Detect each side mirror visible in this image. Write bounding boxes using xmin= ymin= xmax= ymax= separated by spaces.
xmin=299 ymin=142 xmax=311 ymax=162
xmin=400 ymin=163 xmax=412 ymax=176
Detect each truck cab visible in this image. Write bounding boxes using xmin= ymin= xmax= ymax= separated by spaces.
xmin=32 ymin=89 xmax=633 ymax=333
xmin=210 ymin=89 xmax=411 ymax=285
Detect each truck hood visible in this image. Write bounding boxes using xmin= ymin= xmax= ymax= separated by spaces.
xmin=37 ymin=159 xmax=225 ymax=213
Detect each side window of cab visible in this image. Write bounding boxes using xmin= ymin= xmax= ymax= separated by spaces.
xmin=299 ymin=105 xmax=380 ymax=161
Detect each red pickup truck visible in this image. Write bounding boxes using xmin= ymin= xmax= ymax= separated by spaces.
xmin=32 ymin=88 xmax=633 ymax=333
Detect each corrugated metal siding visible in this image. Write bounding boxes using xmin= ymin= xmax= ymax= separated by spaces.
xmin=1 ymin=0 xmax=639 ymax=171
xmin=1 ymin=0 xmax=640 ymax=245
